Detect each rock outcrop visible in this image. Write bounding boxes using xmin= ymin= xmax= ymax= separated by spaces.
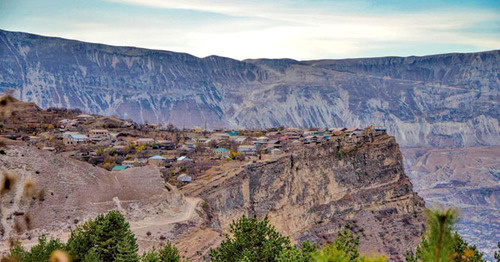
xmin=183 ymin=132 xmax=426 ymax=261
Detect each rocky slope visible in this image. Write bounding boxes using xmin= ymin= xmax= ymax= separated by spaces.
xmin=182 ymin=132 xmax=426 ymax=261
xmin=1 ymin=29 xmax=498 ymax=148
xmin=402 ymin=146 xmax=500 ymax=258
xmin=0 ymin=145 xmax=215 ymax=255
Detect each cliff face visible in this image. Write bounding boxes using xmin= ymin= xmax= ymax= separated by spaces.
xmin=184 ymin=132 xmax=426 ymax=261
xmin=402 ymin=146 xmax=500 ymax=258
xmin=1 ymin=30 xmax=498 ymax=148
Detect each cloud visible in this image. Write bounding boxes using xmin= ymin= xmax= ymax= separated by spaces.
xmin=3 ymin=0 xmax=498 ymax=59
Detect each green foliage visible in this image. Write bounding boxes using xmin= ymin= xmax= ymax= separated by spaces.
xmin=495 ymin=242 xmax=500 ymax=262
xmin=82 ymin=248 xmax=102 ymax=262
xmin=406 ymin=208 xmax=486 ymax=262
xmin=67 ymin=210 xmax=138 ymax=262
xmin=451 ymin=233 xmax=485 ymax=262
xmin=419 ymin=208 xmax=458 ymax=262
xmin=8 ymin=235 xmax=66 ymax=262
xmin=140 ymin=243 xmax=180 ymax=262
xmin=275 ymin=240 xmax=317 ymax=262
xmin=157 ymin=242 xmax=181 ymax=262
xmin=209 ymin=215 xmax=291 ymax=262
xmin=312 ymin=245 xmax=387 ymax=262
xmin=313 ymin=246 xmax=350 ymax=262
xmin=333 ymin=223 xmax=360 ymax=261
xmin=140 ymin=250 xmax=160 ymax=262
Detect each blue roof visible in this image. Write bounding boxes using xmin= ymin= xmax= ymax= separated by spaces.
xmin=149 ymin=155 xmax=166 ymax=160
xmin=69 ymin=134 xmax=88 ymax=139
xmin=215 ymin=148 xmax=229 ymax=152
xmin=112 ymin=165 xmax=128 ymax=171
xmin=177 ymin=156 xmax=188 ymax=161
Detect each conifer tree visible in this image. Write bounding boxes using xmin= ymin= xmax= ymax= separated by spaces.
xmin=209 ymin=214 xmax=291 ymax=262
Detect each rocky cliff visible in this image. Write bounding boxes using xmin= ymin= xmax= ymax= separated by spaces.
xmin=182 ymin=132 xmax=426 ymax=261
xmin=1 ymin=29 xmax=498 ymax=148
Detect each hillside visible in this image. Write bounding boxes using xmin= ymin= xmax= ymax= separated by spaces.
xmin=1 ymin=29 xmax=498 ymax=148
xmin=0 ymin=99 xmax=426 ymax=260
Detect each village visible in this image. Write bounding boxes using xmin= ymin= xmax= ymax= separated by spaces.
xmin=0 ymin=99 xmax=387 ymax=187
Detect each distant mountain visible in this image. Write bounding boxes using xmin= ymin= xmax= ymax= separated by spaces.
xmin=1 ymin=29 xmax=498 ymax=148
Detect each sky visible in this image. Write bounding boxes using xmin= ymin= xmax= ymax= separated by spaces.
xmin=0 ymin=0 xmax=499 ymax=60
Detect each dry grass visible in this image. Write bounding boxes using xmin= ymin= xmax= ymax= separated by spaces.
xmin=1 ymin=170 xmax=17 ymax=195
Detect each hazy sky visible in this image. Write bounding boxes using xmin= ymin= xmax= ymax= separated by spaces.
xmin=1 ymin=0 xmax=499 ymax=60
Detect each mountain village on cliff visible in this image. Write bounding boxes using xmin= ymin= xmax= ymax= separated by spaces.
xmin=0 ymin=95 xmax=387 ymax=187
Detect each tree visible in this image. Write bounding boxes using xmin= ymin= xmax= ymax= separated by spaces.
xmin=157 ymin=242 xmax=181 ymax=262
xmin=495 ymin=242 xmax=500 ymax=262
xmin=405 ymin=208 xmax=486 ymax=262
xmin=209 ymin=215 xmax=291 ymax=262
xmin=333 ymin=223 xmax=360 ymax=261
xmin=312 ymin=245 xmax=387 ymax=262
xmin=115 ymin=236 xmax=139 ymax=262
xmin=8 ymin=235 xmax=66 ymax=262
xmin=451 ymin=233 xmax=485 ymax=262
xmin=82 ymin=248 xmax=102 ymax=262
xmin=67 ymin=211 xmax=138 ymax=261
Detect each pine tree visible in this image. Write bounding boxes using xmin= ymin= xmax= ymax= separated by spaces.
xmin=209 ymin=214 xmax=291 ymax=262
xmin=67 ymin=210 xmax=138 ymax=261
xmin=157 ymin=242 xmax=180 ymax=262
xmin=82 ymin=248 xmax=102 ymax=262
xmin=495 ymin=243 xmax=500 ymax=262
xmin=333 ymin=223 xmax=360 ymax=261
xmin=451 ymin=233 xmax=485 ymax=262
xmin=140 ymin=249 xmax=160 ymax=262
xmin=8 ymin=235 xmax=66 ymax=262
xmin=419 ymin=208 xmax=458 ymax=262
xmin=115 ymin=236 xmax=139 ymax=262
xmin=405 ymin=208 xmax=486 ymax=262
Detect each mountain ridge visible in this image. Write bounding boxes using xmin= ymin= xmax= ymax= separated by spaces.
xmin=0 ymin=29 xmax=498 ymax=148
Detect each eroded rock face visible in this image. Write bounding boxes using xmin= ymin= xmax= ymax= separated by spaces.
xmin=1 ymin=30 xmax=498 ymax=148
xmin=189 ymin=133 xmax=426 ymax=261
xmin=402 ymin=146 xmax=500 ymax=259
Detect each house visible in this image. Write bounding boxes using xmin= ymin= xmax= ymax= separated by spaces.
xmin=303 ymin=135 xmax=317 ymax=144
xmin=42 ymin=146 xmax=56 ymax=152
xmin=226 ymin=130 xmax=238 ymax=136
xmin=345 ymin=128 xmax=361 ymax=134
xmin=255 ymin=136 xmax=269 ymax=144
xmin=111 ymin=165 xmax=129 ymax=172
xmin=89 ymin=129 xmax=109 ymax=141
xmin=373 ymin=126 xmax=387 ymax=132
xmin=148 ymin=155 xmax=167 ymax=166
xmin=214 ymin=147 xmax=230 ymax=157
xmin=185 ymin=141 xmax=197 ymax=149
xmin=62 ymin=131 xmax=81 ymax=138
xmin=177 ymin=174 xmax=192 ymax=183
xmin=238 ymin=145 xmax=257 ymax=155
xmin=76 ymin=114 xmax=94 ymax=122
xmin=271 ymin=148 xmax=283 ymax=156
xmin=121 ymin=160 xmax=137 ymax=168
xmin=157 ymin=140 xmax=176 ymax=150
xmin=211 ymin=133 xmax=230 ymax=141
xmin=63 ymin=134 xmax=88 ymax=145
xmin=351 ymin=130 xmax=363 ymax=136
xmin=267 ymin=140 xmax=283 ymax=148
xmin=177 ymin=156 xmax=192 ymax=162
xmin=230 ymin=136 xmax=248 ymax=144
xmin=135 ymin=138 xmax=155 ymax=145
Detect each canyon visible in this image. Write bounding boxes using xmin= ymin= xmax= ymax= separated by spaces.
xmin=0 ymin=29 xmax=498 ymax=258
